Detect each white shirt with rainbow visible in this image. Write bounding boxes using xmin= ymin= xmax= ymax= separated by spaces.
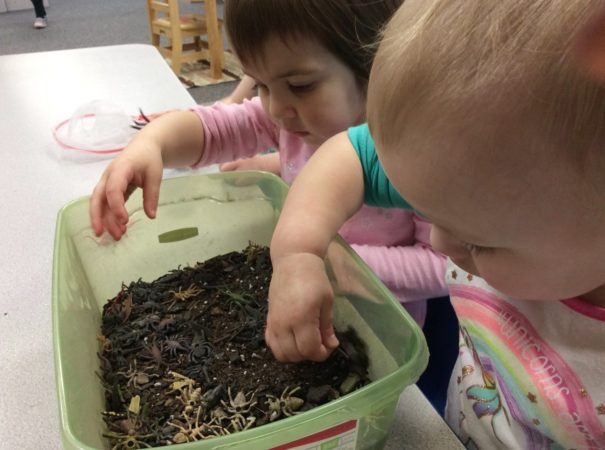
xmin=444 ymin=261 xmax=605 ymax=449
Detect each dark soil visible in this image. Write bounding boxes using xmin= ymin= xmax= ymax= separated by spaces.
xmin=98 ymin=244 xmax=369 ymax=448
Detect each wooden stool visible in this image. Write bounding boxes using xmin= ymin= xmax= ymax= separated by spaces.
xmin=146 ymin=0 xmax=224 ymax=79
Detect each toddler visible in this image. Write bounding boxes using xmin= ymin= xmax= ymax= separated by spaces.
xmin=267 ymin=0 xmax=605 ymax=448
xmin=31 ymin=0 xmax=47 ymax=29
xmin=90 ymin=0 xmax=447 ymax=327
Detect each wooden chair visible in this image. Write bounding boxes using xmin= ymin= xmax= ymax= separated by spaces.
xmin=146 ymin=0 xmax=224 ymax=78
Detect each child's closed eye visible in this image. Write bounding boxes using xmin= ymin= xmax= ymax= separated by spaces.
xmin=462 ymin=242 xmax=490 ymax=254
xmin=288 ymin=82 xmax=316 ymax=94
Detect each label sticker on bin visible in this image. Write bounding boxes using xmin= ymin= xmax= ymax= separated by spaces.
xmin=270 ymin=420 xmax=358 ymax=450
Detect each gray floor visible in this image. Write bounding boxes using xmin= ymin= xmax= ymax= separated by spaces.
xmin=0 ymin=0 xmax=238 ymax=104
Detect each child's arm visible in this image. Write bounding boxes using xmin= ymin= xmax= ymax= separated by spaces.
xmin=221 ymin=75 xmax=257 ymax=104
xmin=267 ymin=132 xmax=366 ymax=362
xmin=90 ymin=110 xmax=204 ymax=239
xmin=351 ymin=216 xmax=447 ymax=303
xmin=90 ymin=99 xmax=278 ymax=240
xmin=219 ymin=152 xmax=281 ymax=176
xmin=351 ymin=242 xmax=447 ymax=303
xmin=268 ymin=125 xmax=413 ymax=362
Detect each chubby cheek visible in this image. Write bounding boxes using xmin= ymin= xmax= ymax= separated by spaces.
xmin=472 ymin=256 xmax=574 ymax=301
xmin=472 ymin=261 xmax=532 ymax=298
xmin=304 ymin=89 xmax=365 ymax=141
xmin=258 ymin=92 xmax=272 ymax=120
xmin=304 ymin=105 xmax=360 ymax=143
xmin=431 ymin=225 xmax=564 ymax=300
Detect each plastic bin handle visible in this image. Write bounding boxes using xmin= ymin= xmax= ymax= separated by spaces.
xmin=158 ymin=227 xmax=199 ymax=243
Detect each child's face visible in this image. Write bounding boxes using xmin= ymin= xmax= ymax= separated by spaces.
xmin=379 ymin=132 xmax=605 ymax=304
xmin=242 ymin=35 xmax=366 ymax=147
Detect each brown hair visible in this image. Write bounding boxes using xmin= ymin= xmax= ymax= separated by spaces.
xmin=368 ymin=0 xmax=605 ymax=164
xmin=225 ymin=0 xmax=403 ymax=85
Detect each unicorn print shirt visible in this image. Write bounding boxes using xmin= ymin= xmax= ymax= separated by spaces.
xmin=445 ymin=261 xmax=605 ymax=449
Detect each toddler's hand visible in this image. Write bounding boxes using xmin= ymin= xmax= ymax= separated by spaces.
xmin=266 ymin=253 xmax=340 ymax=362
xmin=219 ymin=153 xmax=281 ymax=176
xmin=89 ymin=139 xmax=164 ymax=240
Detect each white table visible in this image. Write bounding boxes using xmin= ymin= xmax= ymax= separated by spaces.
xmin=0 ymin=44 xmax=461 ymax=450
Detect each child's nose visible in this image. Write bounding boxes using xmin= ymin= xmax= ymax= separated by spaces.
xmin=269 ymin=95 xmax=296 ymax=120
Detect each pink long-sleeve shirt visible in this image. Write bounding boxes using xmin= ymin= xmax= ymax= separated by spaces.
xmin=191 ymin=97 xmax=447 ymax=325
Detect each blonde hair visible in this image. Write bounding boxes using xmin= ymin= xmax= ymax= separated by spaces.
xmin=368 ymin=0 xmax=605 ymax=165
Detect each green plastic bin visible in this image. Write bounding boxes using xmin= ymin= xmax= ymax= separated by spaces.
xmin=52 ymin=172 xmax=428 ymax=450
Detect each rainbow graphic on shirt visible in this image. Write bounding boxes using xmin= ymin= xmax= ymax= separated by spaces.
xmin=449 ymin=283 xmax=605 ymax=449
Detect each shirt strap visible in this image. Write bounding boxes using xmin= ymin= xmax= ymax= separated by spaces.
xmin=348 ymin=124 xmax=413 ymax=210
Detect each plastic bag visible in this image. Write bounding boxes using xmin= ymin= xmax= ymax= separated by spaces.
xmin=52 ymin=100 xmax=142 ymax=160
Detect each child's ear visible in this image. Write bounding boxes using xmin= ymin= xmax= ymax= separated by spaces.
xmin=574 ymin=8 xmax=605 ymax=81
